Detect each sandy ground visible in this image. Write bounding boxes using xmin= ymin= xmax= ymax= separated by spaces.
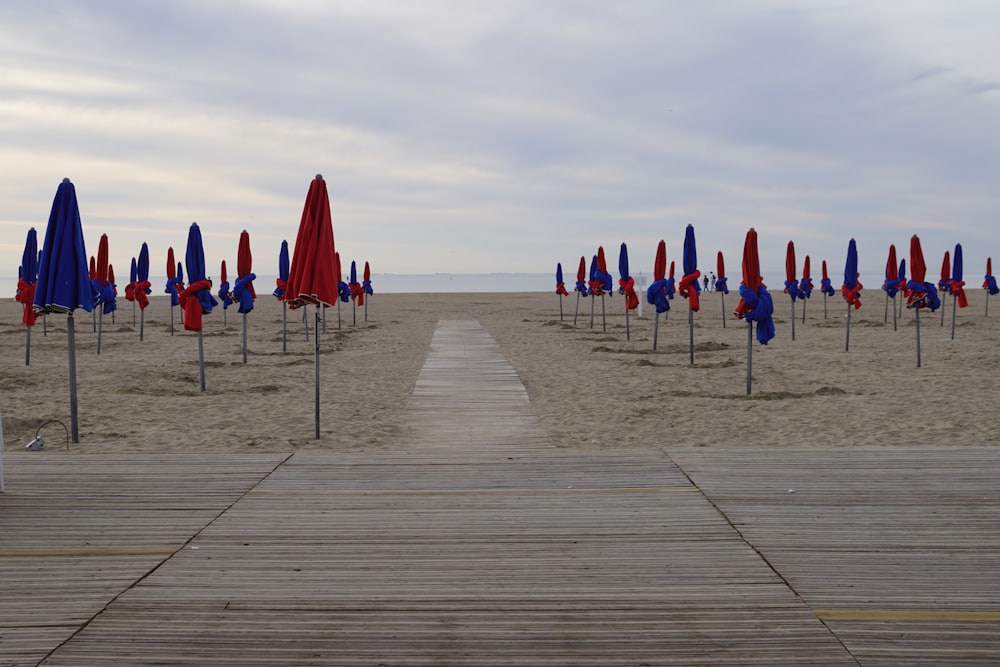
xmin=2 ymin=286 xmax=998 ymax=455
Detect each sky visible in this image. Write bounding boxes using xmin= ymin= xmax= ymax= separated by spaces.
xmin=3 ymin=0 xmax=999 ymax=291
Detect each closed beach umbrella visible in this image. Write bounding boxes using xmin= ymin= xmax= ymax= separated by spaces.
xmin=165 ymin=247 xmax=181 ymax=335
xmin=362 ymin=260 xmax=373 ymax=321
xmin=34 ymin=178 xmax=93 ymax=442
xmin=783 ymin=241 xmax=800 ymax=340
xmin=234 ymin=230 xmax=256 ymax=363
xmin=16 ymin=227 xmax=39 ymax=364
xmin=984 ymin=257 xmax=999 ymax=317
xmin=679 ymin=224 xmax=700 ymax=364
xmin=883 ymin=244 xmax=899 ymax=329
xmin=274 ymin=240 xmax=290 ymax=349
xmin=349 ymin=260 xmax=363 ymax=325
xmin=715 ymin=250 xmax=729 ymax=329
xmin=820 ymin=259 xmax=834 ymax=318
xmin=218 ymin=260 xmax=233 ymax=325
xmin=554 ymin=262 xmax=568 ymax=321
xmin=94 ymin=234 xmax=116 ymax=354
xmin=573 ymin=255 xmax=588 ymax=327
xmin=733 ymin=228 xmax=775 ymax=395
xmin=948 ymin=243 xmax=968 ymax=339
xmin=939 ymin=251 xmax=952 ymax=326
xmin=646 ymin=240 xmax=670 ymax=349
xmin=284 ymin=175 xmax=339 ymax=438
xmin=125 ymin=256 xmax=137 ymax=326
xmin=841 ymin=239 xmax=863 ymax=351
xmin=799 ymin=255 xmax=813 ymax=324
xmin=179 ymin=222 xmax=217 ymax=391
xmin=618 ymin=243 xmax=638 ymax=339
xmin=136 ymin=243 xmax=152 ymax=340
xmin=906 ymin=235 xmax=940 ymax=367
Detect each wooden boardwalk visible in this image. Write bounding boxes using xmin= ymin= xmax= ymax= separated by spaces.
xmin=1 ymin=319 xmax=996 ymax=664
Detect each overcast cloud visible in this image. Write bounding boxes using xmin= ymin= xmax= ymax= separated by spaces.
xmin=2 ymin=0 xmax=998 ymax=288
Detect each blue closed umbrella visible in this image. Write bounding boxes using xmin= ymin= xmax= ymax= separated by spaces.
xmin=275 ymin=240 xmax=290 ymax=350
xmin=17 ymin=227 xmax=39 ymax=364
xmin=680 ymin=224 xmax=700 ymax=363
xmin=948 ymin=243 xmax=968 ymax=339
xmin=33 ymin=178 xmax=92 ymax=442
xmin=136 ymin=242 xmax=152 ymax=339
xmin=842 ymin=238 xmax=862 ymax=351
xmin=618 ymin=242 xmax=638 ymax=339
xmin=181 ymin=222 xmax=217 ymax=391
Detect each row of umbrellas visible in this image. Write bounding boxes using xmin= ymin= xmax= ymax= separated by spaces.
xmin=553 ymin=229 xmax=994 ymax=392
xmin=17 ymin=175 xmax=373 ymax=443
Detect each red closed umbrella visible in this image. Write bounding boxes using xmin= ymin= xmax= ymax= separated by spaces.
xmin=907 ymin=235 xmax=941 ymax=367
xmin=235 ymin=230 xmax=256 ymax=363
xmin=573 ymin=255 xmax=587 ymax=327
xmin=783 ymin=241 xmax=799 ymax=340
xmin=734 ymin=228 xmax=775 ymax=394
xmin=284 ymin=175 xmax=339 ymax=438
xmin=716 ymin=250 xmax=728 ymax=329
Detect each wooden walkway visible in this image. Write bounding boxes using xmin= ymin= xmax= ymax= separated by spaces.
xmin=1 ymin=320 xmax=997 ymax=664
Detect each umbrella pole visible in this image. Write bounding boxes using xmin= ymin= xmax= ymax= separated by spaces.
xmin=589 ymin=295 xmax=595 ymax=329
xmin=242 ymin=312 xmax=248 ymax=364
xmin=986 ymin=292 xmax=990 ymax=318
xmin=915 ymin=306 xmax=922 ymax=368
xmin=721 ymin=293 xmax=727 ymax=329
xmin=884 ymin=292 xmax=889 ymax=323
xmin=140 ymin=309 xmax=145 ymax=342
xmin=845 ymin=304 xmax=852 ymax=352
xmin=25 ymin=326 xmax=30 ymax=366
xmin=688 ymin=307 xmax=694 ymax=365
xmin=573 ymin=292 xmax=580 ymax=327
xmin=97 ymin=311 xmax=103 ymax=355
xmin=601 ymin=294 xmax=606 ymax=333
xmin=303 ymin=305 xmax=310 ymax=341
xmin=132 ymin=300 xmax=136 ymax=327
xmin=170 ymin=306 xmax=175 ymax=336
xmin=951 ymin=294 xmax=957 ymax=340
xmin=43 ymin=315 xmax=47 ymax=337
xmin=892 ymin=295 xmax=898 ymax=331
xmin=625 ymin=303 xmax=630 ymax=340
xmin=653 ymin=312 xmax=660 ymax=350
xmin=353 ymin=301 xmax=356 ymax=327
xmin=282 ymin=303 xmax=287 ymax=352
xmin=746 ymin=320 xmax=753 ymax=396
xmin=314 ymin=310 xmax=321 ymax=439
xmin=198 ymin=331 xmax=206 ymax=392
xmin=790 ymin=299 xmax=796 ymax=341
xmin=801 ymin=297 xmax=806 ymax=324
xmin=823 ymin=293 xmax=828 ymax=319
xmin=67 ymin=313 xmax=80 ymax=443
xmin=559 ymin=295 xmax=564 ymax=321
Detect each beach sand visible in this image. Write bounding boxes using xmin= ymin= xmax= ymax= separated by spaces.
xmin=2 ymin=287 xmax=998 ymax=455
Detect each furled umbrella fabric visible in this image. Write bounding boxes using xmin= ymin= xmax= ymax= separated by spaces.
xmin=617 ymin=243 xmax=639 ymax=311
xmin=883 ymin=245 xmax=900 ymax=299
xmin=678 ymin=224 xmax=701 ymax=312
xmin=646 ymin=240 xmax=670 ymax=314
xmin=906 ymin=236 xmax=940 ymax=312
xmin=799 ymin=255 xmax=813 ymax=298
xmin=218 ymin=260 xmax=233 ymax=311
xmin=33 ymin=178 xmax=93 ymax=442
xmin=135 ymin=242 xmax=152 ymax=340
xmin=349 ymin=260 xmax=364 ymax=306
xmin=948 ymin=244 xmax=968 ymax=309
xmin=273 ymin=240 xmax=289 ymax=299
xmin=179 ymin=223 xmax=217 ymax=332
xmin=820 ymin=260 xmax=835 ymax=297
xmin=783 ymin=241 xmax=801 ymax=302
xmin=714 ymin=251 xmax=728 ymax=294
xmin=165 ymin=247 xmax=182 ymax=306
xmin=733 ymin=228 xmax=775 ymax=346
xmin=234 ymin=230 xmax=256 ymax=315
xmin=125 ymin=257 xmax=137 ymax=309
xmin=94 ymin=234 xmax=116 ymax=316
xmin=573 ymin=255 xmax=588 ymax=327
xmin=938 ymin=251 xmax=952 ymax=298
xmin=841 ymin=239 xmax=863 ymax=311
xmin=984 ymin=258 xmax=999 ymax=295
xmin=555 ymin=262 xmax=569 ymax=296
xmin=16 ymin=227 xmax=38 ymax=327
xmin=362 ymin=261 xmax=373 ymax=297
xmin=285 ymin=176 xmax=338 ymax=309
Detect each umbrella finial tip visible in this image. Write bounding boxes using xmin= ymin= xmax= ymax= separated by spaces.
xmin=62 ymin=177 xmax=71 ymax=183
xmin=315 ymin=173 xmax=323 ymax=180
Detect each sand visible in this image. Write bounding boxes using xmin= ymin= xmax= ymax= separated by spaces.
xmin=2 ymin=287 xmax=999 ymax=455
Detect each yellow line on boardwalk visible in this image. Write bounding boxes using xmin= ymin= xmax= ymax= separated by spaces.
xmin=816 ymin=609 xmax=1000 ymax=623
xmin=0 ymin=547 xmax=177 ymax=558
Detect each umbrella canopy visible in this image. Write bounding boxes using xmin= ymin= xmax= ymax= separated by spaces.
xmin=820 ymin=260 xmax=835 ymax=296
xmin=233 ymin=229 xmax=256 ymax=314
xmin=841 ymin=239 xmax=863 ymax=310
xmin=883 ymin=244 xmax=899 ymax=298
xmin=218 ymin=260 xmax=233 ymax=309
xmin=35 ymin=179 xmax=93 ymax=314
xmin=646 ymin=240 xmax=671 ymax=314
xmin=94 ymin=234 xmax=116 ymax=315
xmin=165 ymin=247 xmax=183 ymax=306
xmin=574 ymin=256 xmax=588 ymax=296
xmin=125 ymin=256 xmax=137 ymax=304
xmin=273 ymin=240 xmax=290 ymax=299
xmin=984 ymin=257 xmax=999 ymax=295
xmin=133 ymin=243 xmax=151 ymax=310
xmin=363 ymin=261 xmax=374 ymax=296
xmin=906 ymin=235 xmax=941 ymax=311
xmin=335 ymin=252 xmax=350 ymax=302
xmin=799 ymin=256 xmax=813 ymax=297
xmin=285 ymin=175 xmax=338 ymax=308
xmin=678 ymin=224 xmax=701 ymax=311
xmin=178 ymin=222 xmax=217 ymax=331
xmin=733 ymin=228 xmax=775 ymax=344
xmin=16 ymin=228 xmax=39 ymax=326
xmin=939 ymin=251 xmax=952 ymax=296
xmin=555 ymin=262 xmax=569 ymax=296
xmin=784 ymin=241 xmax=801 ymax=301
xmin=349 ymin=260 xmax=365 ymax=305
xmin=715 ymin=251 xmax=728 ymax=294
xmin=588 ymin=247 xmax=613 ymax=295
xmin=618 ymin=243 xmax=639 ymax=310
xmin=949 ymin=243 xmax=968 ymax=308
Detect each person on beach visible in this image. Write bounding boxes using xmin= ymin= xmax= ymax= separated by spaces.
xmin=703 ymin=274 xmax=710 ymax=293
xmin=709 ymin=272 xmax=716 ymax=292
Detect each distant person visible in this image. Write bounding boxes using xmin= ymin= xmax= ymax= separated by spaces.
xmin=703 ymin=274 xmax=710 ymax=293
xmin=709 ymin=272 xmax=716 ymax=292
